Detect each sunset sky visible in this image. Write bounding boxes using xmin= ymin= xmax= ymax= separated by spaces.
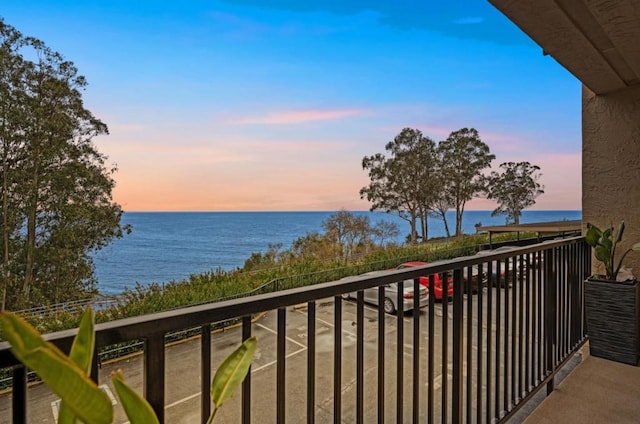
xmin=3 ymin=1 xmax=582 ymax=212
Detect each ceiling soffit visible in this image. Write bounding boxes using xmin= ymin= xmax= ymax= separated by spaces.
xmin=489 ymin=0 xmax=640 ymax=95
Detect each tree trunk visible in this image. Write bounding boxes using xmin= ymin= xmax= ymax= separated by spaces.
xmin=420 ymin=209 xmax=428 ymax=242
xmin=1 ymin=138 xmax=8 ymax=311
xmin=442 ymin=213 xmax=451 ymax=239
xmin=455 ymin=204 xmax=463 ymax=238
xmin=409 ymin=210 xmax=418 ymax=244
xmin=23 ymin=159 xmax=39 ymax=301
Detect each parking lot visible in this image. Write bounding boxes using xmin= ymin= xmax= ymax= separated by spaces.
xmin=1 ymin=288 xmax=526 ymax=423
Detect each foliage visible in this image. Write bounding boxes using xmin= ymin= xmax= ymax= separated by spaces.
xmin=585 ymin=222 xmax=640 ymax=281
xmin=0 ymin=309 xmax=113 ymax=423
xmin=437 ymin=128 xmax=495 ymax=237
xmin=485 ymin=161 xmax=544 ymax=224
xmin=0 ymin=18 xmax=129 ymax=310
xmin=361 ymin=128 xmax=440 ymax=243
xmin=322 ymin=209 xmax=377 ymax=261
xmin=0 ymin=308 xmax=256 ymax=423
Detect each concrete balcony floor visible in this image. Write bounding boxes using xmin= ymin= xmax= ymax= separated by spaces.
xmin=524 ymin=345 xmax=640 ymax=424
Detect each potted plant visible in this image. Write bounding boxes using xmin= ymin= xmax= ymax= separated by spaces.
xmin=584 ymin=222 xmax=640 ymax=365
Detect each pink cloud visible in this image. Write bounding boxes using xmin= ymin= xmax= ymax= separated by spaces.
xmin=229 ymin=108 xmax=367 ymax=125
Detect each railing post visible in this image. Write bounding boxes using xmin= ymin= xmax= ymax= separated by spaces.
xmin=452 ymin=268 xmax=464 ymax=423
xmin=242 ymin=317 xmax=252 ymax=424
xmin=201 ymin=324 xmax=212 ymax=424
xmin=12 ymin=365 xmax=27 ymax=424
xmin=145 ymin=334 xmax=166 ymax=423
xmin=544 ymin=248 xmax=556 ymax=395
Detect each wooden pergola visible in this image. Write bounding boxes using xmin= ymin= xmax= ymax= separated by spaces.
xmin=475 ymin=220 xmax=582 ymax=246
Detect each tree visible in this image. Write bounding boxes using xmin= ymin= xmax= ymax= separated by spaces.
xmin=485 ymin=161 xmax=544 ymax=224
xmin=322 ymin=209 xmax=374 ymax=261
xmin=0 ymin=19 xmax=129 ymax=309
xmin=438 ymin=128 xmax=495 ymax=237
xmin=361 ymin=128 xmax=440 ymax=243
xmin=372 ymin=220 xmax=399 ymax=246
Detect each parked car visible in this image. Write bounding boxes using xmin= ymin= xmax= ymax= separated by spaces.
xmin=398 ymin=261 xmax=484 ymax=297
xmin=474 ymin=246 xmax=523 ymax=287
xmin=340 ymin=270 xmax=429 ymax=314
xmin=395 ymin=262 xmax=453 ymax=300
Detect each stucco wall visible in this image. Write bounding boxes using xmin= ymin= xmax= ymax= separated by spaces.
xmin=583 ymin=84 xmax=640 ymax=277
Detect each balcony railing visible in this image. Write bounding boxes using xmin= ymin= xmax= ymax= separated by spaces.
xmin=0 ymin=236 xmax=590 ymax=423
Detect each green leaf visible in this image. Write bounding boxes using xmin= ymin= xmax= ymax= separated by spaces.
xmin=0 ymin=311 xmax=67 ymax=362
xmin=594 ymin=245 xmax=609 ymax=263
xmin=614 ymin=221 xmax=626 ymax=244
xmin=0 ymin=312 xmax=112 ymax=424
xmin=59 ymin=308 xmax=96 ymax=424
xmin=68 ymin=308 xmax=96 ymax=373
xmin=585 ymin=223 xmax=602 ymax=247
xmin=210 ymin=337 xmax=257 ymax=409
xmin=111 ymin=369 xmax=160 ymax=424
xmin=23 ymin=347 xmax=111 ymax=423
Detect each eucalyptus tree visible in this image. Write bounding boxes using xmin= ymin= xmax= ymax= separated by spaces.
xmin=438 ymin=128 xmax=495 ymax=237
xmin=485 ymin=161 xmax=544 ymax=224
xmin=360 ymin=128 xmax=440 ymax=243
xmin=0 ymin=19 xmax=129 ymax=309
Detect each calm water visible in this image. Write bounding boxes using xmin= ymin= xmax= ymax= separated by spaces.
xmin=92 ymin=210 xmax=581 ymax=294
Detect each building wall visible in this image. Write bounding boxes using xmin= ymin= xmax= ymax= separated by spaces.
xmin=583 ymin=84 xmax=640 ymax=278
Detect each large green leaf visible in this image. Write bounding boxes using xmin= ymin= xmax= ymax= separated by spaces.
xmin=68 ymin=308 xmax=95 ymax=373
xmin=210 ymin=337 xmax=257 ymax=410
xmin=0 ymin=312 xmax=113 ymax=424
xmin=111 ymin=369 xmax=160 ymax=424
xmin=59 ymin=308 xmax=96 ymax=424
xmin=0 ymin=312 xmax=112 ymax=424
xmin=594 ymin=245 xmax=610 ymax=263
xmin=585 ymin=223 xmax=602 ymax=247
xmin=0 ymin=311 xmax=67 ymax=362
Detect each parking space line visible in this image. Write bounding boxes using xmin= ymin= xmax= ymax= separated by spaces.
xmin=162 ymin=346 xmax=308 ymax=414
xmin=251 ymin=347 xmax=307 ymax=373
xmin=256 ymin=323 xmax=307 ymax=349
xmin=166 ymin=392 xmax=200 ymax=409
xmin=295 ymin=306 xmax=417 ymax=359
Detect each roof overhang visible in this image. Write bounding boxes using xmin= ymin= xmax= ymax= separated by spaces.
xmin=489 ymin=0 xmax=640 ymax=95
xmin=476 ymin=220 xmax=582 ymax=234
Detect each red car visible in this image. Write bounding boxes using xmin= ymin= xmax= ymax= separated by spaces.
xmin=396 ymin=261 xmax=454 ymax=301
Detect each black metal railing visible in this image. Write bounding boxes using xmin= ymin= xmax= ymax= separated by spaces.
xmin=0 ymin=237 xmax=590 ymax=423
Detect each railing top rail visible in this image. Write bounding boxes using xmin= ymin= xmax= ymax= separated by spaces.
xmin=0 ymin=236 xmax=585 ymax=367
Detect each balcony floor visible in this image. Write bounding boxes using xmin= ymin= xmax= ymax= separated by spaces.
xmin=524 ymin=345 xmax=640 ymax=424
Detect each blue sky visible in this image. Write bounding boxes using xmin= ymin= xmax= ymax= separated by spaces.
xmin=2 ymin=1 xmax=582 ymax=211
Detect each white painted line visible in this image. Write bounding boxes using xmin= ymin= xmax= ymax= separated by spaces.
xmin=165 ymin=392 xmax=200 ymax=409
xmin=256 ymin=323 xmax=307 ymax=350
xmin=298 ymin=307 xmax=415 ymax=358
xmin=314 ymin=316 xmax=356 ymax=338
xmin=160 ymin=346 xmax=308 ymax=415
xmin=251 ymin=347 xmax=307 ymax=373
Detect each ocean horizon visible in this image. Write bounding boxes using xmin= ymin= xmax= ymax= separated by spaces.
xmin=92 ymin=210 xmax=582 ymax=295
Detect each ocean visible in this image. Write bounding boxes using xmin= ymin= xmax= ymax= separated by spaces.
xmin=92 ymin=210 xmax=581 ymax=295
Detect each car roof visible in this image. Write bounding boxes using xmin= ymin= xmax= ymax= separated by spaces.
xmin=398 ymin=261 xmax=428 ymax=267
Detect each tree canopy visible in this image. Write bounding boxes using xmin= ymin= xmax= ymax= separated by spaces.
xmin=485 ymin=161 xmax=544 ymax=224
xmin=437 ymin=128 xmax=495 ymax=237
xmin=0 ymin=19 xmax=129 ymax=309
xmin=360 ymin=128 xmax=440 ymax=243
xmin=362 ymin=127 xmax=494 ymax=241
